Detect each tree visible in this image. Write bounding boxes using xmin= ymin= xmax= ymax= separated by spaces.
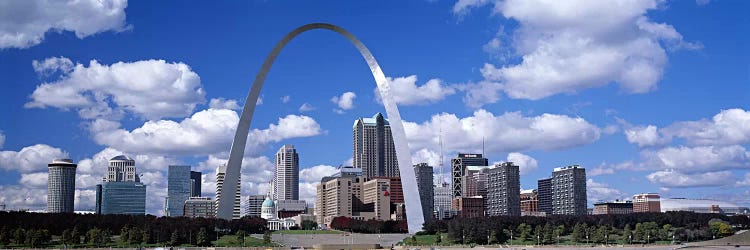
xmin=301 ymin=220 xmax=317 ymax=230
xmin=0 ymin=227 xmax=10 ymax=246
xmin=13 ymin=228 xmax=24 ymax=245
xmin=622 ymin=224 xmax=632 ymax=244
xmin=142 ymin=228 xmax=151 ymax=244
xmin=262 ymin=230 xmax=272 ymax=244
xmin=119 ymin=226 xmax=130 ymax=246
xmin=533 ymin=225 xmax=543 ymax=244
xmin=543 ymin=223 xmax=554 ymax=244
xmin=435 ymin=232 xmax=442 ymax=245
xmin=170 ymin=230 xmax=180 ymax=246
xmin=236 ymin=229 xmax=246 ymax=245
xmin=196 ymin=228 xmax=208 ymax=247
xmin=70 ymin=226 xmax=80 ymax=245
xmin=572 ymin=223 xmax=585 ymax=242
xmin=517 ymin=223 xmax=531 ymax=241
xmin=128 ymin=227 xmax=142 ymax=245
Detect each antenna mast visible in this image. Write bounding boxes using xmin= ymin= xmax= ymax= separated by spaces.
xmin=439 ymin=123 xmax=444 ymax=185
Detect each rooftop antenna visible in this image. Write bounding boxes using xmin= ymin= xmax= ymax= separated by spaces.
xmin=439 ymin=121 xmax=444 ymax=185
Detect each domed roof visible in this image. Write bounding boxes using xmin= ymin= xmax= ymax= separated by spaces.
xmin=262 ymin=197 xmax=275 ymax=208
xmin=110 ymin=155 xmax=134 ymax=161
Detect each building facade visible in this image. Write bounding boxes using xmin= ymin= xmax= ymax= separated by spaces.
xmin=274 ymin=145 xmax=299 ymax=200
xmin=167 ymin=165 xmax=191 ymax=217
xmin=462 ymin=166 xmax=488 ymax=198
xmin=451 ymin=153 xmax=488 ymax=197
xmin=363 ymin=178 xmax=391 ymax=221
xmin=452 ymin=197 xmax=485 ymax=218
xmin=486 ymin=162 xmax=521 ymax=216
xmin=215 ymin=163 xmax=241 ymax=219
xmin=105 ymin=155 xmax=138 ymax=182
xmin=276 ymin=199 xmax=307 ymax=218
xmin=184 ymin=197 xmax=214 ymax=218
xmin=551 ymin=165 xmax=587 ymax=215
xmin=520 ymin=189 xmax=540 ymax=216
xmin=537 ymin=177 xmax=552 ymax=215
xmin=47 ymin=159 xmax=77 ymax=213
xmin=434 ymin=182 xmax=453 ymax=220
xmin=97 ymin=181 xmax=146 ymax=214
xmin=633 ymin=193 xmax=661 ymax=213
xmin=247 ymin=194 xmax=265 ymax=217
xmin=190 ymin=171 xmax=202 ymax=197
xmin=315 ymin=176 xmax=355 ymax=226
xmin=353 ymin=113 xmax=399 ymax=178
xmin=413 ymin=163 xmax=434 ymax=222
xmin=593 ymin=200 xmax=633 ymax=215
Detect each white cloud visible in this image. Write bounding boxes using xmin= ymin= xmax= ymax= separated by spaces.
xmin=90 ymin=108 xmax=322 ymax=156
xmin=736 ymin=173 xmax=750 ymax=187
xmin=300 ymin=165 xmax=338 ymax=183
xmin=0 ymin=144 xmax=68 ymax=173
xmin=646 ymin=170 xmax=733 ymax=188
xmin=624 ymin=125 xmax=670 ymax=147
xmin=331 ymin=91 xmax=356 ymax=113
xmin=0 ymin=185 xmax=47 ymax=211
xmin=411 ymin=148 xmax=441 ymax=168
xmin=454 ymin=0 xmax=699 ymax=101
xmin=299 ymin=103 xmax=315 ymax=112
xmin=32 ymin=57 xmax=74 ymax=76
xmin=0 ymin=131 xmax=4 ymax=149
xmin=281 ymin=95 xmax=291 ymax=103
xmin=376 ymin=76 xmax=456 ymax=106
xmin=209 ymin=98 xmax=241 ymax=110
xmin=0 ymin=0 xmax=129 ymax=49
xmin=26 ymin=57 xmax=205 ymax=120
xmin=645 ymin=145 xmax=750 ymax=174
xmin=696 ymin=0 xmax=711 ymax=6
xmin=456 ymin=81 xmax=504 ymax=108
xmin=403 ymin=109 xmax=600 ymax=155
xmin=20 ymin=172 xmax=48 ymax=188
xmin=587 ymin=178 xmax=626 ymax=203
xmin=506 ymin=152 xmax=537 ymax=175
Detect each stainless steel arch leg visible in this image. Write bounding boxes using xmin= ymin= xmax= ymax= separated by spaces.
xmin=216 ymin=23 xmax=424 ymax=234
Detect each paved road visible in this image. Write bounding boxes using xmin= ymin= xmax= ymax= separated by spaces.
xmin=251 ymin=233 xmax=408 ymax=248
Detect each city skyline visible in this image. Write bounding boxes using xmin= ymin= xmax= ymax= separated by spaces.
xmin=1 ymin=0 xmax=749 ymax=215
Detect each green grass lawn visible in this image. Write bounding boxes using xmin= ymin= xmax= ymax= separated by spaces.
xmin=272 ymin=229 xmax=342 ymax=234
xmin=212 ymin=235 xmax=276 ymax=247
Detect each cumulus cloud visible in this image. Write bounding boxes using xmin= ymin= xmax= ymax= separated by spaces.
xmin=376 ymin=76 xmax=456 ymax=106
xmin=331 ymin=92 xmax=356 ymax=113
xmin=644 ymin=145 xmax=750 ymax=174
xmin=26 ymin=57 xmax=205 ymax=120
xmin=19 ymin=172 xmax=48 ymax=188
xmin=281 ymin=95 xmax=291 ymax=103
xmin=737 ymin=173 xmax=750 ymax=187
xmin=506 ymin=152 xmax=537 ymax=175
xmin=646 ymin=170 xmax=733 ymax=188
xmin=300 ymin=165 xmax=338 ymax=183
xmin=403 ymin=109 xmax=600 ymax=155
xmin=0 ymin=144 xmax=68 ymax=173
xmin=456 ymin=81 xmax=504 ymax=108
xmin=624 ymin=125 xmax=670 ymax=147
xmin=0 ymin=0 xmax=129 ymax=49
xmin=299 ymin=103 xmax=315 ymax=112
xmin=624 ymin=109 xmax=750 ymax=148
xmin=0 ymin=185 xmax=47 ymax=211
xmin=90 ymin=108 xmax=322 ymax=156
xmin=454 ymin=0 xmax=699 ymax=102
xmin=587 ymin=179 xmax=626 ymax=203
xmin=209 ymin=98 xmax=241 ymax=110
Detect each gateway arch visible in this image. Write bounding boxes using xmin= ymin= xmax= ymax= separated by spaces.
xmin=216 ymin=23 xmax=425 ymax=233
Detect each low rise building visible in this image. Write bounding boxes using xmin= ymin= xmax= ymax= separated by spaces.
xmin=593 ymin=200 xmax=633 ymax=215
xmin=184 ymin=197 xmax=214 ymax=218
xmin=452 ymin=196 xmax=485 ymax=218
xmin=633 ymin=193 xmax=661 ymax=213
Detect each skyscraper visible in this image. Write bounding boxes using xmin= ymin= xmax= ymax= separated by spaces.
xmin=97 ymin=155 xmax=146 ymax=215
xmin=451 ymin=153 xmax=488 ymax=197
xmin=215 ymin=163 xmax=241 ymax=219
xmin=353 ymin=113 xmax=399 ymax=178
xmin=274 ymin=145 xmax=299 ymax=200
xmin=537 ymin=177 xmax=552 ymax=215
xmin=47 ymin=159 xmax=77 ymax=213
xmin=551 ymin=165 xmax=587 ymax=215
xmin=486 ymin=162 xmax=521 ymax=216
xmin=167 ymin=165 xmax=191 ymax=217
xmin=190 ymin=171 xmax=202 ymax=197
xmin=247 ymin=195 xmax=265 ymax=217
xmin=433 ymin=182 xmax=453 ymax=220
xmin=413 ymin=163 xmax=434 ymax=222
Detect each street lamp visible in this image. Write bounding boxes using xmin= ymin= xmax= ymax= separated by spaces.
xmin=629 ymin=235 xmax=632 ymax=245
xmin=647 ymin=234 xmax=650 ymax=245
xmin=537 ymin=235 xmax=540 ymax=246
xmin=605 ymin=234 xmax=608 ymax=246
xmin=586 ymin=234 xmax=589 ymax=245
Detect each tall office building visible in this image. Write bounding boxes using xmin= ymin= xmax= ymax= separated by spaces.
xmin=190 ymin=171 xmax=202 ymax=197
xmin=247 ymin=194 xmax=266 ymax=217
xmin=550 ymin=165 xmax=587 ymax=215
xmin=47 ymin=159 xmax=77 ymax=213
xmin=274 ymin=145 xmax=299 ymax=200
xmin=434 ymin=182 xmax=453 ymax=220
xmin=633 ymin=193 xmax=661 ymax=213
xmin=462 ymin=166 xmax=488 ymax=197
xmin=105 ymin=155 xmax=139 ymax=182
xmin=215 ymin=163 xmax=241 ymax=219
xmin=537 ymin=177 xmax=552 ymax=215
xmin=362 ymin=178 xmax=391 ymax=221
xmin=451 ymin=153 xmax=488 ymax=197
xmin=96 ymin=155 xmax=146 ymax=215
xmin=184 ymin=197 xmax=214 ymax=218
xmin=486 ymin=162 xmax=521 ymax=216
xmin=413 ymin=163 xmax=434 ymax=222
xmin=353 ymin=113 xmax=399 ymax=178
xmin=167 ymin=165 xmax=191 ymax=217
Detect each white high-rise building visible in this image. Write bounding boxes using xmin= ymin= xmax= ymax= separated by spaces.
xmin=48 ymin=159 xmax=77 ymax=213
xmin=353 ymin=113 xmax=398 ymax=178
xmin=215 ymin=163 xmax=241 ymax=219
xmin=434 ymin=182 xmax=453 ymax=220
xmin=105 ymin=155 xmax=139 ymax=182
xmin=273 ymin=145 xmax=299 ymax=200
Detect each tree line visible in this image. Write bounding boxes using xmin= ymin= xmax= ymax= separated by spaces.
xmin=0 ymin=211 xmax=267 ymax=248
xmin=421 ymin=212 xmax=750 ymax=245
xmin=329 ymin=216 xmax=408 ymax=233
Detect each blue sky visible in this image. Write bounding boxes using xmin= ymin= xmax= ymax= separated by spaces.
xmin=0 ymin=0 xmax=748 ymax=215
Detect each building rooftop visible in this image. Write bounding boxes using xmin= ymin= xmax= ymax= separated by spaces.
xmin=353 ymin=113 xmax=390 ymax=128
xmin=110 ymin=155 xmax=134 ymax=161
xmin=553 ymin=164 xmax=584 ymax=172
xmin=51 ymin=159 xmax=75 ymax=164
